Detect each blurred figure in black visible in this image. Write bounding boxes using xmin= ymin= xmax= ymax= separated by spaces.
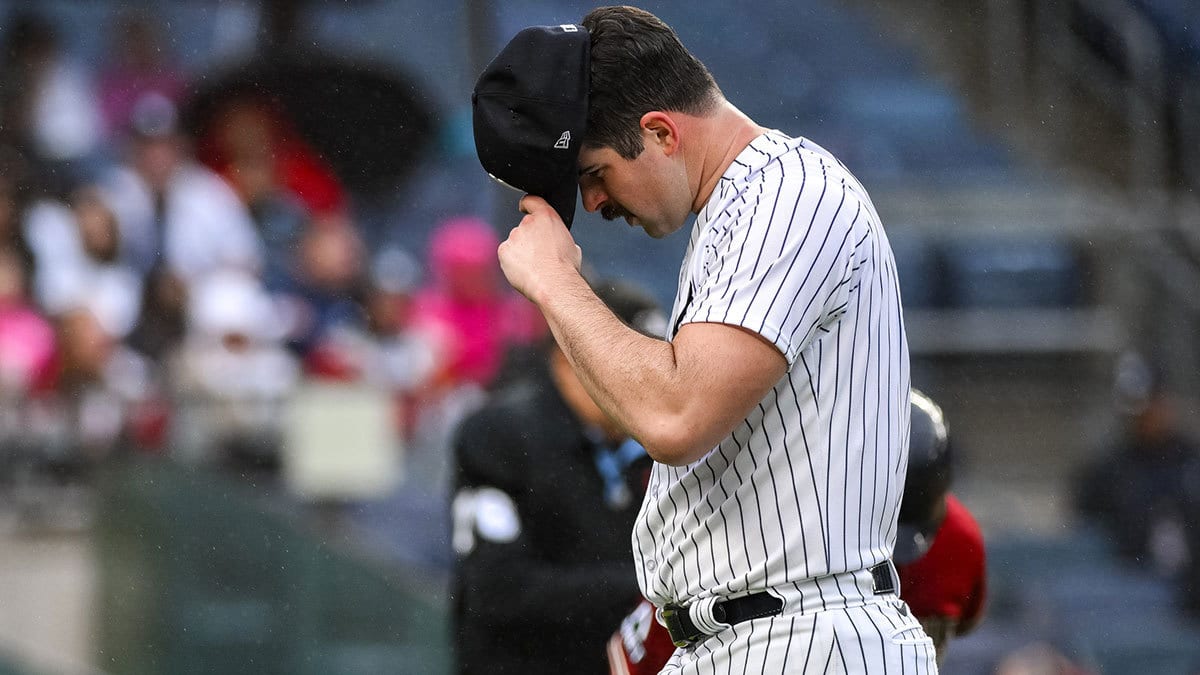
xmin=451 ymin=278 xmax=666 ymax=675
xmin=1074 ymin=351 xmax=1198 ymax=576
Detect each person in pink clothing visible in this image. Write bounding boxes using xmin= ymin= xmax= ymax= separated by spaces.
xmin=0 ymin=247 xmax=56 ymax=397
xmin=413 ymin=216 xmax=546 ymax=390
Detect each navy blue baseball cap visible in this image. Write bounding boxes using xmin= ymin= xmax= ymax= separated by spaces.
xmin=472 ymin=24 xmax=590 ymax=228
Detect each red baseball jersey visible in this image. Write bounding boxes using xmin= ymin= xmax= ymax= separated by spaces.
xmin=895 ymin=493 xmax=987 ymax=632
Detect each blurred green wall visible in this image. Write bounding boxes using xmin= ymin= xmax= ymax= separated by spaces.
xmin=93 ymin=460 xmax=451 ymax=675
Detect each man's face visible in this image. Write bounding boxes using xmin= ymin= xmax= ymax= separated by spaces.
xmin=134 ymin=136 xmax=182 ymax=192
xmin=576 ymin=132 xmax=691 ymax=239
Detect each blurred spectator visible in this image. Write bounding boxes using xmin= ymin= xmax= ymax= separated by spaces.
xmin=46 ymin=306 xmax=157 ymax=464
xmin=1074 ymin=351 xmax=1199 ymax=576
xmin=25 ymin=185 xmax=142 ymax=338
xmin=270 ymin=240 xmax=441 ymax=450
xmin=0 ymin=10 xmax=102 ymax=169
xmin=300 ymin=245 xmax=441 ymax=392
xmin=0 ymin=145 xmax=38 ymax=277
xmin=0 ymin=247 xmax=56 ymax=484
xmin=196 ymin=94 xmax=347 ymax=217
xmin=0 ymin=247 xmax=56 ymax=399
xmin=125 ymin=264 xmax=189 ymax=364
xmin=401 ymin=216 xmax=547 ymax=494
xmin=362 ymin=246 xmax=441 ymax=394
xmin=100 ymin=92 xmax=262 ymax=283
xmin=452 ymin=279 xmax=663 ymax=675
xmin=0 ymin=152 xmax=56 ymax=452
xmin=363 ymin=246 xmax=444 ymax=449
xmin=413 ymin=216 xmax=545 ymax=391
xmin=274 ymin=213 xmax=370 ymax=371
xmin=96 ymin=10 xmax=188 ymax=141
xmin=168 ymin=268 xmax=300 ymax=476
xmin=200 ymin=96 xmax=311 ymax=291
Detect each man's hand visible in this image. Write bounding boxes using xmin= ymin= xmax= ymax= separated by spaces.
xmin=498 ymin=195 xmax=583 ymax=304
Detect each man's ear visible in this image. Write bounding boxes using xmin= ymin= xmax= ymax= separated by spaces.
xmin=640 ymin=111 xmax=680 ymax=155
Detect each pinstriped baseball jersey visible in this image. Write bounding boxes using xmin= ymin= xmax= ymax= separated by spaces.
xmin=633 ymin=130 xmax=911 ymax=609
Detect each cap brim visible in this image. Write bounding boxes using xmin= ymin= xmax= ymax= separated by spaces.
xmin=485 ymin=170 xmax=579 ymax=227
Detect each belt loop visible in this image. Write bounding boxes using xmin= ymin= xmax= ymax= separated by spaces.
xmin=688 ymin=596 xmax=730 ymax=635
xmin=870 ymin=560 xmax=899 ymax=595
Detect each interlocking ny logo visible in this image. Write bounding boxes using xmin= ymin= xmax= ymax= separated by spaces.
xmin=554 ymin=130 xmax=571 ymax=149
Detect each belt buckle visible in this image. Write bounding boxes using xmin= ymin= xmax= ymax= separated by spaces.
xmin=660 ymin=603 xmax=704 ymax=648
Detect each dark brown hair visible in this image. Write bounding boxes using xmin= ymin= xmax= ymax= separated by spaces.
xmin=581 ymin=6 xmax=720 ymax=158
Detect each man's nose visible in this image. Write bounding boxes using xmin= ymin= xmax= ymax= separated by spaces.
xmin=580 ymin=182 xmax=607 ymax=213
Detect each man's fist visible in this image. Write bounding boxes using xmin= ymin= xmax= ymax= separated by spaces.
xmin=497 ymin=195 xmax=583 ymax=304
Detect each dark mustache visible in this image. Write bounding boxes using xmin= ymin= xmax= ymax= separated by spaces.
xmin=601 ymin=205 xmax=629 ymax=221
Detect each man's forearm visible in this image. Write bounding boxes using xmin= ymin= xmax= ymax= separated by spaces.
xmin=533 ymin=271 xmax=695 ymax=464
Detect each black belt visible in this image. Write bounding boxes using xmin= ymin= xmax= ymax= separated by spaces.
xmin=660 ymin=560 xmax=897 ymax=648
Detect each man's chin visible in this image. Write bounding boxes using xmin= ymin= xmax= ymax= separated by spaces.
xmin=639 ymin=219 xmax=683 ymax=239
xmin=629 ymin=219 xmax=661 ymax=238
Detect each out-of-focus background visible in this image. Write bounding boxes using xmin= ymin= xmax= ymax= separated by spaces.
xmin=0 ymin=0 xmax=1197 ymax=673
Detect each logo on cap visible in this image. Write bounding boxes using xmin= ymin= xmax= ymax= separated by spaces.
xmin=560 ymin=24 xmax=578 ymax=33
xmin=554 ymin=131 xmax=572 ymax=149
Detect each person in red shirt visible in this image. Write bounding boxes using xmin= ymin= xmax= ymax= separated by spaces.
xmin=608 ymin=389 xmax=987 ymax=673
xmin=893 ymin=390 xmax=987 ymax=664
xmin=196 ymin=94 xmax=347 ymax=217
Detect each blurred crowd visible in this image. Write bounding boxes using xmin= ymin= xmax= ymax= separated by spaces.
xmin=1074 ymin=350 xmax=1200 ymax=620
xmin=0 ymin=9 xmax=544 ymax=499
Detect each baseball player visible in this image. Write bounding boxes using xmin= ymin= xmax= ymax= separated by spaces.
xmin=472 ymin=6 xmax=935 ymax=673
xmin=606 ymin=390 xmax=986 ymax=673
xmin=888 ymin=390 xmax=988 ymax=665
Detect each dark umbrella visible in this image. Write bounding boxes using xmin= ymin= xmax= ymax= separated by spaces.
xmin=181 ymin=50 xmax=437 ymax=196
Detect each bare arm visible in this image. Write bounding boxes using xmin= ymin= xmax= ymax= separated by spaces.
xmin=499 ymin=196 xmax=787 ymax=466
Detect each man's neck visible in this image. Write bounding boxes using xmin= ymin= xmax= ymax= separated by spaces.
xmin=688 ymin=101 xmax=769 ymax=214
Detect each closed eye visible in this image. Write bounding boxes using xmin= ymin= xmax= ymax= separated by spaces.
xmin=579 ymin=166 xmax=604 ymax=181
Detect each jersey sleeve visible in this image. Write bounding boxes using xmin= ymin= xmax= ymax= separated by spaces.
xmin=680 ymin=157 xmax=872 ymax=367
